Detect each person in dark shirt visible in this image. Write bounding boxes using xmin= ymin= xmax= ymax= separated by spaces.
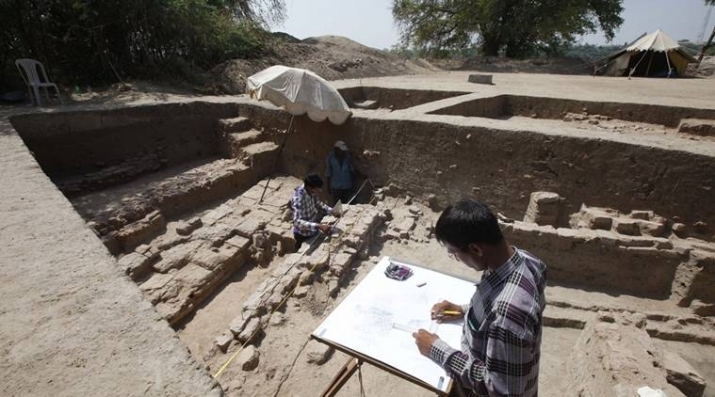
xmin=326 ymin=140 xmax=356 ymax=205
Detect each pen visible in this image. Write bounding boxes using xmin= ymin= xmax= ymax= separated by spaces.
xmin=438 ymin=310 xmax=462 ymax=316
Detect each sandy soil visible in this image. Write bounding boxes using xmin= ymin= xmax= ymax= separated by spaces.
xmin=3 ymin=63 xmax=715 ymax=396
xmin=0 ymin=110 xmax=221 ymax=397
xmin=199 ymin=234 xmax=583 ymax=397
xmin=333 ymin=72 xmax=715 ymax=110
xmin=653 ymin=340 xmax=715 ymax=397
xmin=180 ymin=200 xmax=707 ymax=396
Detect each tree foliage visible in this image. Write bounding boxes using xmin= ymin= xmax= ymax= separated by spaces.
xmin=0 ymin=0 xmax=285 ymax=88
xmin=699 ymin=0 xmax=715 ymax=62
xmin=392 ymin=0 xmax=624 ymax=58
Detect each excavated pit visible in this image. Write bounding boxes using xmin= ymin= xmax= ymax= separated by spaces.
xmin=429 ymin=94 xmax=715 ymax=142
xmin=429 ymin=94 xmax=715 ymax=127
xmin=7 ymin=88 xmax=715 ymax=396
xmin=338 ymin=86 xmax=470 ymax=110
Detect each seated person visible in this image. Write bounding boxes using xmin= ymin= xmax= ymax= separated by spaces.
xmin=291 ymin=173 xmax=340 ymax=251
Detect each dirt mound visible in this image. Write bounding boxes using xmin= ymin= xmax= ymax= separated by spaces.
xmin=213 ymin=35 xmax=439 ymax=94
xmin=433 ymin=56 xmax=594 ymax=75
xmin=688 ymin=55 xmax=715 ymax=77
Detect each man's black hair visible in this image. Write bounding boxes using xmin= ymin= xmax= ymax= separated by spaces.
xmin=304 ymin=173 xmax=323 ymax=188
xmin=435 ymin=199 xmax=504 ymax=249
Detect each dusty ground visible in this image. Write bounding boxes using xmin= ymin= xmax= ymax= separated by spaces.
xmin=331 ymin=71 xmax=715 ymax=110
xmin=0 ymin=108 xmax=222 ymax=397
xmin=432 ymin=56 xmax=593 ymax=75
xmin=175 ymin=195 xmax=713 ymax=397
xmin=3 ymin=67 xmax=715 ymax=397
xmin=654 ymin=339 xmax=715 ymax=397
xmin=189 ymin=208 xmax=584 ymax=396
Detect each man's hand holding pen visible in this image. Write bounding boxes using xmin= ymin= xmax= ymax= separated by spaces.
xmin=430 ymin=300 xmax=464 ymax=323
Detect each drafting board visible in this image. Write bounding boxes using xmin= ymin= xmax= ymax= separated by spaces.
xmin=312 ymin=256 xmax=476 ymax=394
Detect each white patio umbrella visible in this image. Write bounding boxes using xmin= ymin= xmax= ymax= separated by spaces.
xmin=247 ymin=65 xmax=351 ymax=125
xmin=245 ymin=65 xmax=352 ymax=202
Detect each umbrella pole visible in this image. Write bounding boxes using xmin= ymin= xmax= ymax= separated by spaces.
xmin=259 ymin=114 xmax=294 ymax=204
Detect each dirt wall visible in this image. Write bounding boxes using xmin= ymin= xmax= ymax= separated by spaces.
xmin=503 ymin=222 xmax=682 ymax=299
xmin=26 ymin=99 xmax=713 ymax=304
xmin=10 ymin=102 xmax=238 ymax=181
xmin=338 ymin=87 xmax=469 ymax=110
xmin=241 ymin=105 xmax=715 ymax=230
xmin=431 ymin=95 xmax=715 ymax=127
xmin=428 ymin=95 xmax=506 ymax=119
xmin=0 ymin=114 xmax=222 ymax=397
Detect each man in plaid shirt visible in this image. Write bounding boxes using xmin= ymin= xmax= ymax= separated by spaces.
xmin=291 ymin=173 xmax=339 ymax=251
xmin=413 ymin=200 xmax=547 ymax=396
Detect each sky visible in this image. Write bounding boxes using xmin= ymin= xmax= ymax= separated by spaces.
xmin=279 ymin=0 xmax=715 ymax=49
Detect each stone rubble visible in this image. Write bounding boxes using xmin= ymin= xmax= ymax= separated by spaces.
xmin=80 ymin=134 xmax=281 ymax=255
xmin=523 ymin=191 xmax=566 ymax=227
xmin=214 ymin=332 xmax=233 ymax=352
xmin=131 ymin=176 xmax=301 ymax=326
xmin=237 ymin=345 xmax=260 ymax=371
xmin=237 ymin=318 xmax=262 ymax=343
xmin=662 ymin=350 xmax=707 ymax=397
xmin=305 ymin=340 xmax=334 ymax=365
xmin=568 ymin=313 xmax=687 ymax=397
xmin=212 ymin=192 xmax=387 ymax=355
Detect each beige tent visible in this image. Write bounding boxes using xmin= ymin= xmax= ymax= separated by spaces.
xmin=603 ymin=30 xmax=697 ymax=77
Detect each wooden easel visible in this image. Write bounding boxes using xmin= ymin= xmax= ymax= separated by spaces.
xmin=314 ymin=336 xmax=453 ymax=397
xmin=320 ymin=356 xmax=363 ymax=397
xmin=311 ymin=257 xmax=475 ymax=397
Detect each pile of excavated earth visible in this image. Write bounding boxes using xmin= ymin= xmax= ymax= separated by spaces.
xmin=2 ymin=71 xmax=715 ymax=397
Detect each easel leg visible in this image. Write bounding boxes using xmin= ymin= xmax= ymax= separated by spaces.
xmin=320 ymin=356 xmax=361 ymax=397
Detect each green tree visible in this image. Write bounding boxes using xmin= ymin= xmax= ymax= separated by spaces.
xmin=700 ymin=0 xmax=715 ymax=62
xmin=392 ymin=0 xmax=624 ymax=58
xmin=0 ymin=0 xmax=285 ymax=88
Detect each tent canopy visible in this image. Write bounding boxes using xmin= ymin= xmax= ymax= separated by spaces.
xmin=602 ymin=30 xmax=697 ymax=77
xmin=627 ymin=29 xmax=683 ymax=53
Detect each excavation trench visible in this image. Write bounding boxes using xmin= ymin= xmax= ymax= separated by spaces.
xmin=8 ymin=92 xmax=715 ymax=396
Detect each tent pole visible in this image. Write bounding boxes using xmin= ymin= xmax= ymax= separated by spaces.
xmin=258 ymin=114 xmax=294 ymax=204
xmin=665 ymin=51 xmax=673 ymax=78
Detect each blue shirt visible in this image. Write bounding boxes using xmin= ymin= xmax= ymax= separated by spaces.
xmin=326 ymin=152 xmax=355 ymax=190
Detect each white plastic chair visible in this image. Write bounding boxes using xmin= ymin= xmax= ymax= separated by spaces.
xmin=15 ymin=59 xmax=63 ymax=106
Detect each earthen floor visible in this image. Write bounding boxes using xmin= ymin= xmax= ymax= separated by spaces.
xmin=2 ymin=70 xmax=715 ymax=396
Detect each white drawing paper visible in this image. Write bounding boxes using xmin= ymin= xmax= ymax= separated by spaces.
xmin=313 ymin=256 xmax=476 ymax=392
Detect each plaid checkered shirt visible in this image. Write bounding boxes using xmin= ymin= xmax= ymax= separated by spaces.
xmin=291 ymin=185 xmax=333 ymax=237
xmin=430 ymin=248 xmax=547 ymax=397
